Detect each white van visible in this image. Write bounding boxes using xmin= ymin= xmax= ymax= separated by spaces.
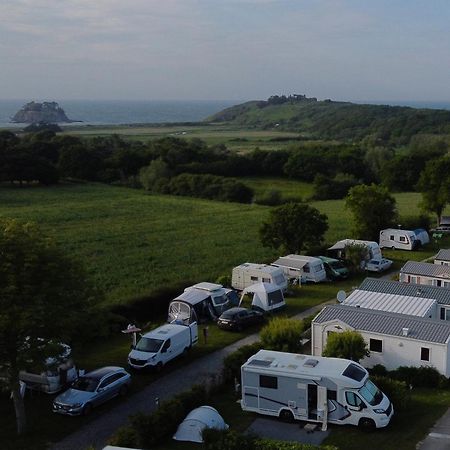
xmin=272 ymin=254 xmax=326 ymax=283
xmin=241 ymin=350 xmax=393 ymax=430
xmin=128 ymin=323 xmax=198 ymax=371
xmin=379 ymin=229 xmax=418 ymax=251
xmin=232 ymin=263 xmax=287 ymax=292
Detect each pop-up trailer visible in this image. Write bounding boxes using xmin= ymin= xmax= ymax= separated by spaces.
xmin=241 ymin=350 xmax=393 ymax=430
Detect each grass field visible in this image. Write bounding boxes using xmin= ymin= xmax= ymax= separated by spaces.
xmin=0 ymin=182 xmax=446 ymax=305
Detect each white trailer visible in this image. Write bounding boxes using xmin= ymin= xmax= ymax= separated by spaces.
xmin=128 ymin=322 xmax=198 ymax=371
xmin=328 ymin=239 xmax=382 ymax=267
xmin=232 ymin=263 xmax=287 ymax=292
xmin=241 ymin=350 xmax=393 ymax=430
xmin=379 ymin=229 xmax=418 ymax=251
xmin=271 ymin=254 xmax=326 ymax=283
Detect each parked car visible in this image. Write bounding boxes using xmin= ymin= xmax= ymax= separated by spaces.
xmin=217 ymin=307 xmax=264 ymax=331
xmin=53 ymin=366 xmax=131 ymax=416
xmin=366 ymin=258 xmax=393 ymax=273
xmin=318 ymin=256 xmax=349 ymax=280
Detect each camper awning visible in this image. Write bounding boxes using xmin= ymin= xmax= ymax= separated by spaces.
xmin=174 ymin=289 xmax=210 ymax=306
xmin=243 ymin=282 xmax=280 ymax=295
xmin=273 ymin=257 xmax=308 ymax=270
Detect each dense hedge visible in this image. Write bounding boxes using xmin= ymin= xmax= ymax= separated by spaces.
xmin=222 ymin=342 xmax=263 ymax=382
xmin=260 ymin=318 xmax=305 ymax=353
xmin=371 ymin=375 xmax=411 ymax=410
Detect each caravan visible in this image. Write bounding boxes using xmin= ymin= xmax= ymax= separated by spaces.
xmin=232 ymin=263 xmax=287 ymax=292
xmin=241 ymin=350 xmax=393 ymax=430
xmin=271 ymin=255 xmax=327 ymax=283
xmin=379 ymin=229 xmax=418 ymax=251
xmin=328 ymin=239 xmax=382 ymax=261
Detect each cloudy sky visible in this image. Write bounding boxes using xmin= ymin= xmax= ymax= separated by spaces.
xmin=1 ymin=0 xmax=450 ymax=101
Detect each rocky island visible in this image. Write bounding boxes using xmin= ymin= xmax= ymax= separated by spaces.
xmin=11 ymin=101 xmax=74 ymax=123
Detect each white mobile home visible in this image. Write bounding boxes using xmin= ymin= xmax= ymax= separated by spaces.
xmin=328 ymin=239 xmax=382 ymax=263
xmin=312 ymin=305 xmax=450 ymax=377
xmin=435 ymin=249 xmax=450 ymax=266
xmin=400 ymin=261 xmax=450 ymax=288
xmin=379 ymin=229 xmax=418 ymax=251
xmin=271 ymin=254 xmax=326 ymax=283
xmin=342 ymin=289 xmax=437 ymax=319
xmin=232 ymin=263 xmax=287 ymax=292
xmin=358 ymin=277 xmax=450 ymax=322
xmin=241 ymin=349 xmax=393 ymax=429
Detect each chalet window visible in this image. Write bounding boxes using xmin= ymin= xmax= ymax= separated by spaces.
xmin=390 ymin=235 xmax=394 ymax=240
xmin=251 ymin=276 xmax=258 ymax=281
xmin=260 ymin=375 xmax=278 ymax=389
xmin=369 ymin=338 xmax=383 ymax=353
xmin=421 ymin=347 xmax=430 ymax=362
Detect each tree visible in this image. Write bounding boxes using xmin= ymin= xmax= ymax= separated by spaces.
xmin=417 ymin=157 xmax=450 ymax=226
xmin=0 ymin=219 xmax=96 ymax=434
xmin=345 ymin=184 xmax=398 ymax=241
xmin=323 ymin=331 xmax=369 ymax=362
xmin=259 ymin=202 xmax=328 ymax=254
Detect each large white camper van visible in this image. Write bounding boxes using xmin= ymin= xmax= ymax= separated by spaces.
xmin=379 ymin=229 xmax=418 ymax=251
xmin=241 ymin=350 xmax=393 ymax=430
xmin=232 ymin=263 xmax=287 ymax=292
xmin=272 ymin=254 xmax=326 ymax=283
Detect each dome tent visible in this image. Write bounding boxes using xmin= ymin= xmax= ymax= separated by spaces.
xmin=241 ymin=282 xmax=286 ymax=312
xmin=173 ymin=405 xmax=229 ymax=443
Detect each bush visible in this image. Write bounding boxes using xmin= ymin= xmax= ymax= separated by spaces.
xmin=255 ymin=190 xmax=284 ymax=206
xmin=390 ymin=366 xmax=446 ymax=388
xmin=397 ymin=214 xmax=433 ymax=232
xmin=223 ymin=342 xmax=263 ymax=382
xmin=216 ymin=274 xmax=232 ymax=287
xmin=260 ymin=317 xmax=305 ymax=353
xmin=369 ymin=364 xmax=388 ymax=377
xmin=371 ymin=375 xmax=410 ymax=410
xmin=322 ymin=330 xmax=369 ymax=362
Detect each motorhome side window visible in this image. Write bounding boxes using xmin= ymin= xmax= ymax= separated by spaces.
xmin=369 ymin=338 xmax=383 ymax=353
xmin=345 ymin=391 xmax=363 ymax=407
xmin=259 ymin=375 xmax=278 ymax=389
xmin=262 ymin=277 xmax=270 ymax=283
xmin=251 ymin=276 xmax=258 ymax=281
xmin=400 ymin=236 xmax=406 ymax=242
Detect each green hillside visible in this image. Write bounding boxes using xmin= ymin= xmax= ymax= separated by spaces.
xmin=207 ymin=95 xmax=450 ymax=142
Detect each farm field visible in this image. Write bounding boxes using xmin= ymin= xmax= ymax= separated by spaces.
xmin=0 ymin=182 xmax=447 ymax=305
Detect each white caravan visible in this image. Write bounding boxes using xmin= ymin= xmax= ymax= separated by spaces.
xmin=128 ymin=322 xmax=198 ymax=371
xmin=379 ymin=229 xmax=418 ymax=251
xmin=241 ymin=350 xmax=393 ymax=430
xmin=272 ymin=254 xmax=326 ymax=283
xmin=328 ymin=239 xmax=382 ymax=265
xmin=232 ymin=263 xmax=287 ymax=292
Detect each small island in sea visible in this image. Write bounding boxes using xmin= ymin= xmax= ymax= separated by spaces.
xmin=11 ymin=101 xmax=74 ymax=123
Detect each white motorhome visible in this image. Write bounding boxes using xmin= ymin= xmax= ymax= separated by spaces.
xmin=271 ymin=255 xmax=326 ymax=283
xmin=379 ymin=229 xmax=418 ymax=251
xmin=128 ymin=322 xmax=198 ymax=371
xmin=232 ymin=263 xmax=287 ymax=292
xmin=241 ymin=350 xmax=393 ymax=430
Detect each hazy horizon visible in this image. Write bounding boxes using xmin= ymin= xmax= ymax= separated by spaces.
xmin=2 ymin=0 xmax=450 ymax=102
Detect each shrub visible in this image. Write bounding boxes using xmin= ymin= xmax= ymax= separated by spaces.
xmin=260 ymin=317 xmax=305 ymax=353
xmin=223 ymin=342 xmax=263 ymax=382
xmin=255 ymin=190 xmax=284 ymax=206
xmin=108 ymin=424 xmax=140 ymax=448
xmin=322 ymin=330 xmax=369 ymax=362
xmin=369 ymin=364 xmax=388 ymax=377
xmin=371 ymin=375 xmax=410 ymax=410
xmin=397 ymin=214 xmax=433 ymax=232
xmin=390 ymin=366 xmax=446 ymax=388
xmin=216 ymin=274 xmax=232 ymax=287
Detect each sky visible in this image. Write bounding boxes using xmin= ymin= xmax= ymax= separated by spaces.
xmin=1 ymin=0 xmax=450 ymax=102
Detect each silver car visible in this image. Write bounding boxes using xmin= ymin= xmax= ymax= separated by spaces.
xmin=53 ymin=366 xmax=131 ymax=416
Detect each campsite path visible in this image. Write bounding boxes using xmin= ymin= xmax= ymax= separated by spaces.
xmin=51 ymin=301 xmax=333 ymax=450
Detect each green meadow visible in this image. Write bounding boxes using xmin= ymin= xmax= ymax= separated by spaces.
xmin=0 ymin=182 xmax=443 ymax=306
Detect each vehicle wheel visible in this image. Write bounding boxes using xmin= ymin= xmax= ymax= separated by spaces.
xmin=279 ymin=409 xmax=295 ymax=423
xmin=119 ymin=385 xmax=129 ymax=397
xmin=82 ymin=403 xmax=93 ymax=416
xmin=358 ymin=418 xmax=375 ymax=431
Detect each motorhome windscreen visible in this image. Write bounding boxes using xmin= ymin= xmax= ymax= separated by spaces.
xmin=342 ymin=363 xmax=366 ymax=382
xmin=267 ymin=290 xmax=284 ymax=305
xmin=135 ymin=337 xmax=164 ymax=353
xmin=358 ymin=379 xmax=383 ymax=406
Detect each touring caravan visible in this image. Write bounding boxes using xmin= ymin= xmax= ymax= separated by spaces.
xmin=271 ymin=255 xmax=326 ymax=283
xmin=241 ymin=350 xmax=393 ymax=430
xmin=128 ymin=322 xmax=198 ymax=370
xmin=328 ymin=239 xmax=382 ymax=262
xmin=379 ymin=229 xmax=418 ymax=251
xmin=168 ymin=282 xmax=239 ymax=324
xmin=232 ymin=263 xmax=287 ymax=292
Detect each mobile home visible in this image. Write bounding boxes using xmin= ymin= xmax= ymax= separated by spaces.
xmin=232 ymin=263 xmax=287 ymax=292
xmin=271 ymin=254 xmax=326 ymax=283
xmin=400 ymin=261 xmax=450 ymax=288
xmin=241 ymin=349 xmax=393 ymax=429
xmin=435 ymin=249 xmax=450 ymax=266
xmin=379 ymin=229 xmax=418 ymax=251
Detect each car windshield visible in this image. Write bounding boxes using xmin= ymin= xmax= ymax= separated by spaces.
xmin=221 ymin=310 xmax=239 ymax=319
xmin=72 ymin=377 xmax=98 ymax=392
xmin=135 ymin=337 xmax=163 ymax=353
xmin=358 ymin=379 xmax=383 ymax=406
